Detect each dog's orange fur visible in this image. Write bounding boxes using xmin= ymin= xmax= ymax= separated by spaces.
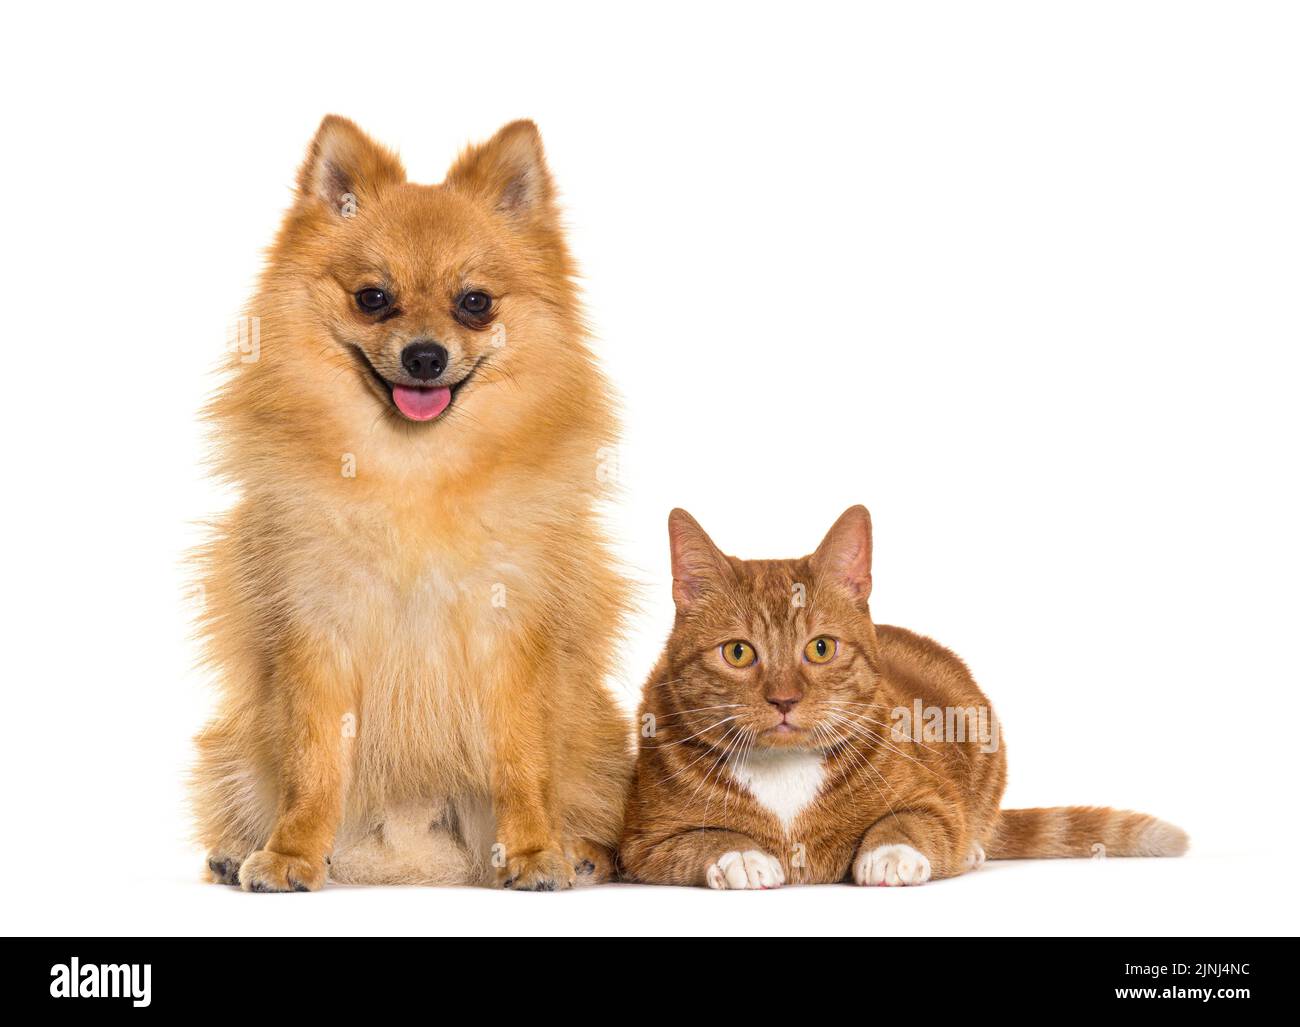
xmin=191 ymin=117 xmax=631 ymax=891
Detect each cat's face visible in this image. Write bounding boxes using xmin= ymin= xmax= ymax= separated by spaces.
xmin=659 ymin=506 xmax=881 ymax=754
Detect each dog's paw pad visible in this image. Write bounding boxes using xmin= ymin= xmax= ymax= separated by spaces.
xmin=853 ymin=843 xmax=932 ymax=886
xmin=706 ymin=849 xmax=785 ymax=890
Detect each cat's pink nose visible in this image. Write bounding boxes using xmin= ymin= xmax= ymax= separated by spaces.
xmin=767 ymin=694 xmax=801 ymax=715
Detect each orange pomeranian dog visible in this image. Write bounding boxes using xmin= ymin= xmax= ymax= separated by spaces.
xmin=191 ymin=117 xmax=632 ymax=891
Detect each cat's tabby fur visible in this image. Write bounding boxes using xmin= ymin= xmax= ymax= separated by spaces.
xmin=619 ymin=506 xmax=1187 ymax=887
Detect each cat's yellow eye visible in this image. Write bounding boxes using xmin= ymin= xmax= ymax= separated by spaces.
xmin=804 ymin=636 xmax=837 ymax=664
xmin=721 ymin=640 xmax=757 ymax=668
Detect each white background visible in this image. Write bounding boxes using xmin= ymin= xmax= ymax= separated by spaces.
xmin=2 ymin=1 xmax=1296 ymax=936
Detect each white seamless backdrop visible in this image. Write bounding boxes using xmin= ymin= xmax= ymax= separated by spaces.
xmin=1 ymin=0 xmax=1296 ymax=936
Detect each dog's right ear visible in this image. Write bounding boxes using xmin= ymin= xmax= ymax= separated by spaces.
xmin=668 ymin=509 xmax=732 ymax=610
xmin=443 ymin=120 xmax=557 ymax=232
xmin=297 ymin=115 xmax=405 ymax=213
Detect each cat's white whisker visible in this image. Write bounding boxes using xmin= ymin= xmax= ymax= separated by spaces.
xmin=822 ymin=709 xmax=942 ymax=778
xmin=679 ymin=724 xmax=746 ymax=808
xmin=824 ymin=703 xmax=949 ymax=757
xmin=715 ymin=726 xmax=754 ymax=820
xmin=661 ymin=721 xmax=745 ymax=782
xmin=824 ymin=700 xmax=896 ymax=711
xmin=644 ymin=676 xmax=690 ymax=689
xmin=819 ymin=720 xmax=908 ymax=830
xmin=693 ymin=725 xmax=746 ymax=797
xmin=641 ymin=714 xmax=741 ymax=751
xmin=655 ymin=703 xmax=744 ymax=719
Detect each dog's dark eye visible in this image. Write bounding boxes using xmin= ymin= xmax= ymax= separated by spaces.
xmin=459 ymin=291 xmax=491 ymax=316
xmin=355 ymin=288 xmax=390 ymax=313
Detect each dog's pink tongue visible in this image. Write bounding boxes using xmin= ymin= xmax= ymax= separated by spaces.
xmin=392 ymin=385 xmax=451 ymax=421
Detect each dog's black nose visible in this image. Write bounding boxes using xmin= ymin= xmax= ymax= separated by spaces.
xmin=400 ymin=341 xmax=448 ymax=381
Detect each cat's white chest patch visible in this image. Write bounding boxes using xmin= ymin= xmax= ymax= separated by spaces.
xmin=728 ymin=748 xmax=826 ymax=831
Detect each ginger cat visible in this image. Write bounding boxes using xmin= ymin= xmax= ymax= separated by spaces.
xmin=619 ymin=507 xmax=1187 ymax=887
xmin=191 ymin=117 xmax=630 ymax=891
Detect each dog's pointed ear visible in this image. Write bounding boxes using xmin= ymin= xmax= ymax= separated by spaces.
xmin=297 ymin=115 xmax=405 ymax=212
xmin=811 ymin=505 xmax=873 ymax=602
xmin=668 ymin=509 xmax=732 ymax=610
xmin=443 ymin=120 xmax=556 ymax=229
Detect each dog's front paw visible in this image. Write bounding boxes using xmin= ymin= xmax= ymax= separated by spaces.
xmin=853 ymin=843 xmax=932 ymax=886
xmin=501 ymin=847 xmax=575 ymax=891
xmin=239 ymin=849 xmax=327 ymax=892
xmin=206 ymin=854 xmax=243 ymax=886
xmin=706 ymin=850 xmax=785 ymax=890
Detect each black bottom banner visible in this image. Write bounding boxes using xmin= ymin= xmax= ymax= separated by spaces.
xmin=3 ymin=936 xmax=1279 ymax=1017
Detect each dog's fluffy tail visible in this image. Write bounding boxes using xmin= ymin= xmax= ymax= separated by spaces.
xmin=987 ymin=806 xmax=1188 ymax=859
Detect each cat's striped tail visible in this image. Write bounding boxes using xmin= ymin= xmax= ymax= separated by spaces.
xmin=987 ymin=806 xmax=1188 ymax=859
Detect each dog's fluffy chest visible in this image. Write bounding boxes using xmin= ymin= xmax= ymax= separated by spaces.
xmin=289 ymin=519 xmax=542 ymax=797
xmin=271 ymin=492 xmax=560 ymax=797
xmin=728 ymin=748 xmax=827 ymax=832
xmin=285 ymin=504 xmax=533 ymax=665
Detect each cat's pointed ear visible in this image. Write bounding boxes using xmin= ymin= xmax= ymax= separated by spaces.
xmin=811 ymin=505 xmax=873 ymax=601
xmin=443 ymin=120 xmax=556 ymax=230
xmin=297 ymin=115 xmax=405 ymax=212
xmin=668 ymin=508 xmax=731 ymax=609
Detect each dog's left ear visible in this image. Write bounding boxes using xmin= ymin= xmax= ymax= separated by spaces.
xmin=444 ymin=120 xmax=556 ymax=230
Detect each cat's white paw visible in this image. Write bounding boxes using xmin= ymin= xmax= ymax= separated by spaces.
xmin=706 ymin=849 xmax=785 ymax=890
xmin=853 ymin=843 xmax=932 ymax=886
xmin=963 ymin=842 xmax=986 ymax=871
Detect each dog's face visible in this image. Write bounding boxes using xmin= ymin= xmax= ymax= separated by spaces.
xmin=271 ymin=117 xmax=574 ymax=431
xmin=323 ymin=188 xmax=511 ymax=423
